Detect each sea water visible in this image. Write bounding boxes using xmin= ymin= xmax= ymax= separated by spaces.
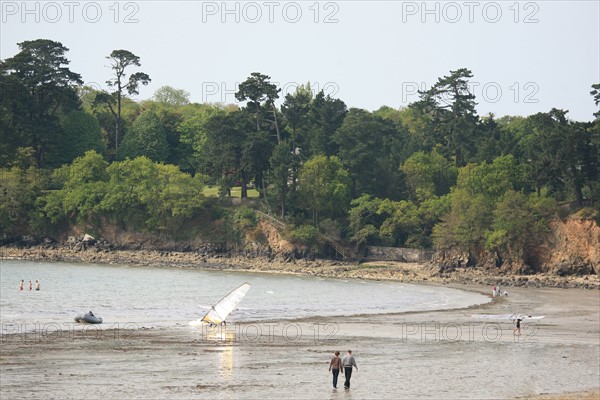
xmin=0 ymin=260 xmax=488 ymax=329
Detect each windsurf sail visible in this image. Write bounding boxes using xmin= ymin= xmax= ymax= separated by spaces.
xmin=471 ymin=313 xmax=545 ymax=320
xmin=201 ymin=283 xmax=251 ymax=325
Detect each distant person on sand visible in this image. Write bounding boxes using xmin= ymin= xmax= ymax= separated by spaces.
xmin=35 ymin=280 xmax=40 ymax=291
xmin=19 ymin=280 xmax=24 ymax=291
xmin=329 ymin=351 xmax=343 ymax=388
xmin=28 ymin=280 xmax=32 ymax=291
xmin=341 ymin=350 xmax=358 ymax=389
xmin=503 ymin=290 xmax=508 ymax=297
xmin=492 ymin=285 xmax=496 ymax=298
xmin=513 ymin=318 xmax=522 ymax=336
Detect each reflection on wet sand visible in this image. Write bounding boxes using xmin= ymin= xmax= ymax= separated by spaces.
xmin=219 ymin=343 xmax=233 ymax=381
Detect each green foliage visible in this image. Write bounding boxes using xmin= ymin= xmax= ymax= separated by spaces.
xmin=410 ymin=68 xmax=478 ymax=166
xmin=401 ymin=149 xmax=457 ymax=198
xmin=177 ymin=104 xmax=226 ymax=171
xmin=297 ymin=155 xmax=351 ymax=223
xmin=152 ymin=86 xmax=190 ymax=107
xmin=348 ymin=195 xmax=383 ymax=246
xmin=43 ymin=152 xmax=205 ymax=231
xmin=484 ymin=191 xmax=557 ymax=257
xmin=53 ymin=110 xmax=106 ymax=164
xmin=434 ymin=154 xmax=557 ymax=257
xmin=348 ymin=192 xmax=450 ymax=248
xmin=101 ymin=49 xmax=151 ymax=153
xmin=523 ymin=109 xmax=598 ymax=205
xmin=234 ymin=206 xmax=259 ymax=229
xmin=118 ymin=110 xmax=169 ymax=162
xmin=268 ymin=140 xmax=297 ymax=217
xmin=319 ymin=218 xmax=342 ymax=240
xmin=200 ymin=110 xmax=255 ymax=197
xmin=0 ymin=166 xmax=47 ymax=236
xmin=99 ymin=157 xmax=205 ymax=229
xmin=1 ymin=39 xmax=82 ymax=167
xmin=334 ymin=108 xmax=404 ymax=198
xmin=456 ymin=155 xmax=524 ymax=198
xmin=433 ymin=189 xmax=493 ymax=250
xmin=305 ymin=91 xmax=347 ymax=157
xmin=287 ymin=225 xmax=319 ymax=245
xmin=43 ymin=151 xmax=110 ymax=223
xmin=2 ymin=52 xmax=596 ymax=260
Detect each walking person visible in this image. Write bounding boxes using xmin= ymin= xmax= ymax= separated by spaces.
xmin=329 ymin=351 xmax=343 ymax=389
xmin=513 ymin=318 xmax=522 ymax=336
xmin=28 ymin=280 xmax=32 ymax=291
xmin=19 ymin=280 xmax=24 ymax=291
xmin=341 ymin=350 xmax=358 ymax=389
xmin=35 ymin=280 xmax=40 ymax=291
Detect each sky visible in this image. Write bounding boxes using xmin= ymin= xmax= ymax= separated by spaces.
xmin=1 ymin=0 xmax=599 ymax=121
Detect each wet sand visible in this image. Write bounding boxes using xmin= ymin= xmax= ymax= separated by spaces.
xmin=1 ymin=284 xmax=598 ymax=399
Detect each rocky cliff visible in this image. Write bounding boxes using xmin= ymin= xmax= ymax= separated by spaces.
xmin=434 ymin=214 xmax=599 ymax=277
xmin=536 ymin=216 xmax=599 ymax=275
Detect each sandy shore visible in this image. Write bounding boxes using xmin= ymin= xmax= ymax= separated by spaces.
xmin=1 ymin=275 xmax=599 ymax=399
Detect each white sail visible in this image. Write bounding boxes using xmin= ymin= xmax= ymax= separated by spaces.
xmin=471 ymin=313 xmax=545 ymax=320
xmin=201 ymin=283 xmax=251 ymax=325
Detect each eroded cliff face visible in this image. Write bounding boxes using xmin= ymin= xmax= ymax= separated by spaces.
xmin=534 ymin=217 xmax=599 ymax=275
xmin=433 ymin=216 xmax=599 ymax=277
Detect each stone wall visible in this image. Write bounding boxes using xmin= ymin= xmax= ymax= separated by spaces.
xmin=365 ymin=246 xmax=434 ymax=262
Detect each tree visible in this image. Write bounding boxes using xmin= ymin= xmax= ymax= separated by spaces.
xmin=99 ymin=157 xmax=205 ymax=230
xmin=268 ymin=140 xmax=296 ymax=217
xmin=433 ymin=155 xmax=526 ymax=252
xmin=334 ymin=108 xmax=402 ymax=198
xmin=410 ymin=68 xmax=478 ymax=166
xmin=118 ymin=110 xmax=169 ymax=162
xmin=177 ymin=104 xmax=227 ymax=172
xmin=297 ymin=155 xmax=351 ymax=224
xmin=152 ymin=86 xmax=190 ymax=107
xmin=235 ymin=72 xmax=281 ymax=141
xmin=201 ymin=111 xmax=254 ymax=197
xmin=348 ymin=195 xmax=384 ymax=248
xmin=43 ymin=150 xmax=109 ymax=224
xmin=484 ymin=190 xmax=556 ymax=262
xmin=400 ymin=149 xmax=457 ymax=199
xmin=52 ymin=110 xmax=106 ymax=164
xmin=241 ymin=129 xmax=274 ymax=198
xmin=97 ymin=50 xmax=151 ymax=153
xmin=282 ymin=83 xmax=312 ymax=150
xmin=591 ymin=83 xmax=600 ymax=119
xmin=306 ymin=90 xmax=347 ymax=156
xmin=523 ymin=109 xmax=598 ymax=205
xmin=0 ymin=165 xmax=46 ymax=236
xmin=1 ymin=39 xmax=83 ymax=166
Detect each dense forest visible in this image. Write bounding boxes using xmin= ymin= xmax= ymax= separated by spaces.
xmin=1 ymin=39 xmax=599 ymax=267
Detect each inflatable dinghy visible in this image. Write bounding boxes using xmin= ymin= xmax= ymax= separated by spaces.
xmin=74 ymin=311 xmax=103 ymax=324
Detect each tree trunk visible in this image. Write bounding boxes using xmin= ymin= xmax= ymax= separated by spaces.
xmin=280 ymin=186 xmax=286 ymax=218
xmin=240 ymin=171 xmax=248 ymax=199
xmin=272 ymin=104 xmax=281 ymax=144
xmin=255 ymin=103 xmax=260 ymax=131
xmin=116 ymin=82 xmax=122 ymax=153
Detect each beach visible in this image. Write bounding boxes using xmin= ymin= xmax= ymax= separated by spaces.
xmin=1 ymin=274 xmax=599 ymax=399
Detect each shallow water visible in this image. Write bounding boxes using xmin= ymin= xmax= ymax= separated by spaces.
xmin=0 ymin=260 xmax=488 ymax=329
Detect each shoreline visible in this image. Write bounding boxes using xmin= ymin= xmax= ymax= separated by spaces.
xmin=1 ymin=245 xmax=599 ymax=290
xmin=1 ymin=281 xmax=598 ymax=399
xmin=1 ymin=249 xmax=599 ymax=399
